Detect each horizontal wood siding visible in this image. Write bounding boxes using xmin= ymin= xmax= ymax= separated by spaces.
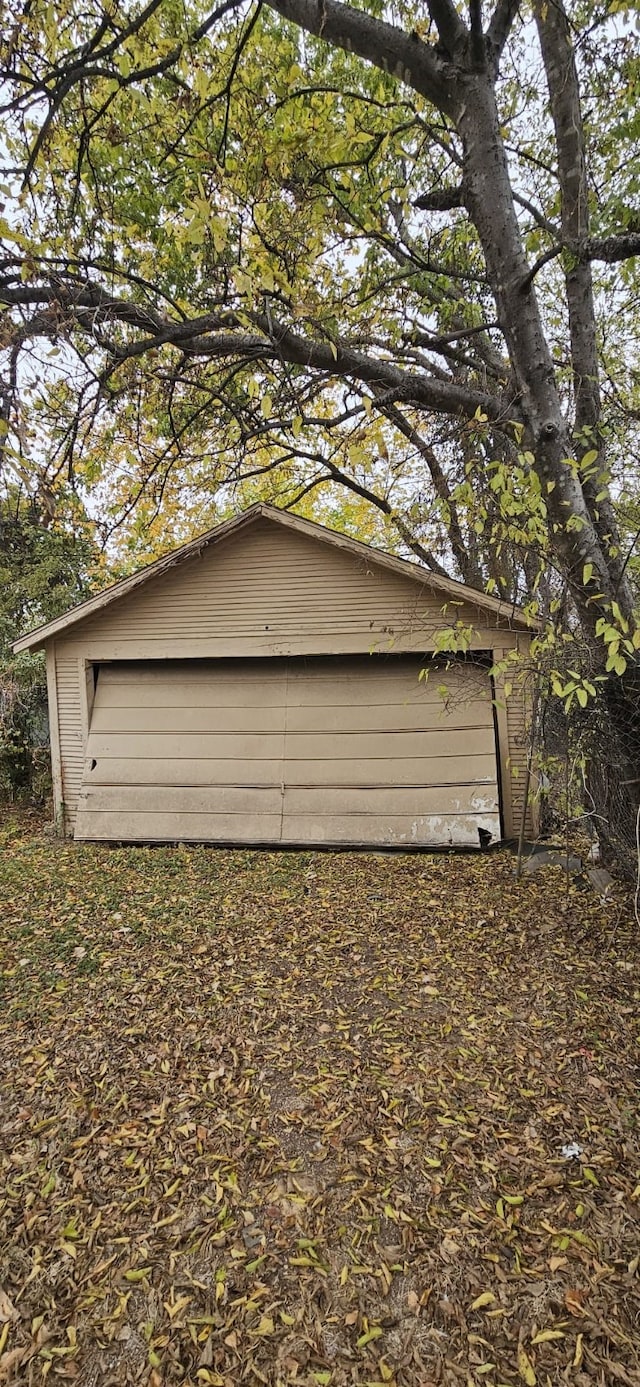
xmin=66 ymin=519 xmax=506 ymax=655
xmin=75 ymin=656 xmax=501 ymax=845
xmin=55 ymin=647 xmax=84 ymax=828
xmin=49 ymin=516 xmax=533 ymax=839
xmin=507 ymin=673 xmax=537 ymax=837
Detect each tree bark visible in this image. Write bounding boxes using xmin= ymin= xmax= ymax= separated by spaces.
xmin=534 ymin=0 xmax=630 ymax=605
xmin=260 ymin=0 xmax=636 ymax=645
xmin=456 ymin=70 xmax=634 ymax=639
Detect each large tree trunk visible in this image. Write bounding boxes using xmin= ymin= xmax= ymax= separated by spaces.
xmin=456 ymin=71 xmax=635 ymax=641
xmin=264 ymin=0 xmax=635 ymax=644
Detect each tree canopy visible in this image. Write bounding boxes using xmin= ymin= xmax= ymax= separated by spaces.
xmin=0 ymin=0 xmax=639 ymax=653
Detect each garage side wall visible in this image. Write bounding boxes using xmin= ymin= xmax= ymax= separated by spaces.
xmin=50 ymin=645 xmax=85 ymax=831
xmin=494 ymin=653 xmax=538 ymax=839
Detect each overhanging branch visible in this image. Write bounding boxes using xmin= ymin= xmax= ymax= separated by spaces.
xmin=261 ymin=0 xmax=459 ymax=114
xmin=584 ymin=232 xmax=640 ymax=264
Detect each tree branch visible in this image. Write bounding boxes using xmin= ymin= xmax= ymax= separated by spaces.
xmin=375 ymin=397 xmax=480 ymax=584
xmin=584 ymin=232 xmax=640 ymax=264
xmin=261 ymin=0 xmax=459 ymax=115
xmin=318 ymin=454 xmax=450 ymax=574
xmin=414 ymin=184 xmax=464 ymax=211
xmin=486 ymin=0 xmax=521 ymax=65
xmin=426 ymin=0 xmax=468 ymax=60
xmin=468 ymin=0 xmax=485 ymax=68
xmin=0 ymin=276 xmax=511 ymax=424
xmin=534 ymin=0 xmax=631 ymax=610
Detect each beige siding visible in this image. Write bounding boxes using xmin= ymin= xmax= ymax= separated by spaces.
xmin=54 ymin=647 xmax=84 ymax=829
xmin=45 ymin=647 xmax=64 ymax=828
xmin=74 ymin=656 xmax=501 ymax=847
xmin=64 ymin=519 xmax=509 ymax=656
xmin=50 ymin=517 xmax=536 ymax=841
xmin=506 ymin=672 xmax=538 ymax=838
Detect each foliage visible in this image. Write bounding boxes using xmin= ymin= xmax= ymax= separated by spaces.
xmin=0 ymin=490 xmax=98 ymax=799
xmin=0 ymin=821 xmax=639 ymax=1384
xmin=1 ymin=0 xmax=639 ymax=838
xmin=0 ymin=0 xmax=638 ymax=617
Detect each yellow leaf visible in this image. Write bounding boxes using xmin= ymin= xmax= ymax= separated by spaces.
xmin=471 ymin=1293 xmax=496 ymax=1310
xmin=0 ymin=1323 xmax=10 ymax=1355
xmin=255 ymin=1316 xmax=274 ymax=1335
xmin=164 ymin=1295 xmax=190 ymax=1319
xmin=517 ymin=1344 xmax=536 ymax=1385
xmin=261 ymin=395 xmax=273 ymax=419
xmin=573 ymin=1333 xmax=584 ymax=1367
xmin=531 ymin=1330 xmax=565 ymax=1344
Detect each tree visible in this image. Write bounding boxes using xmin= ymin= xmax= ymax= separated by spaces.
xmin=0 ymin=0 xmax=639 ymax=835
xmin=0 ymin=485 xmax=97 ymax=797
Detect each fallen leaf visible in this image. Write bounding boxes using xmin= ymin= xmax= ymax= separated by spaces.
xmin=517 ymin=1344 xmax=536 ymax=1385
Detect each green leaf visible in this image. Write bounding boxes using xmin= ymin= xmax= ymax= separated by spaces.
xmin=357 ymin=1326 xmax=383 ymax=1347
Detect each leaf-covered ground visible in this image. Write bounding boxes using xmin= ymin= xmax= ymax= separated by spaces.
xmin=0 ymin=817 xmax=638 ymax=1387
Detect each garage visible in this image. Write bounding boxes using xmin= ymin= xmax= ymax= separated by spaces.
xmin=13 ymin=502 xmax=536 ymax=844
xmin=74 ymin=655 xmax=501 ymax=845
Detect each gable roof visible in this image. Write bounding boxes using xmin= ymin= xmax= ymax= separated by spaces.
xmin=13 ymin=502 xmax=536 ymax=653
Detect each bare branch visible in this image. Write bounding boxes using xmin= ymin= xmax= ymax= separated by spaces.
xmin=584 ymin=232 xmax=640 ymax=264
xmin=414 ymin=184 xmax=464 ymax=211
xmin=486 ymin=0 xmax=521 ymax=65
xmin=518 ymin=243 xmax=563 ymax=291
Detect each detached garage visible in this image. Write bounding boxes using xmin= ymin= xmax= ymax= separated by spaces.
xmin=14 ymin=504 xmax=536 ymax=847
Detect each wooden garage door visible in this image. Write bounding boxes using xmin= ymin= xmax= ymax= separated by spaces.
xmin=74 ymin=657 xmax=501 ymax=845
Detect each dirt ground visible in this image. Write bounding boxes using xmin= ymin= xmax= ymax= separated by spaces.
xmin=0 ymin=814 xmax=638 ymax=1385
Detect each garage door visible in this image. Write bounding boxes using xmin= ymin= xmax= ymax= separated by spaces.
xmin=74 ymin=656 xmax=501 ymax=846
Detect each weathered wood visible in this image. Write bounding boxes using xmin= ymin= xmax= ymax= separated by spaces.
xmin=75 ymin=809 xmax=500 ymax=846
xmin=74 ymin=810 xmax=284 ymax=842
xmin=86 ymin=753 xmax=498 ymax=788
xmin=79 ymin=783 xmax=498 ymax=815
xmin=280 ymin=812 xmax=501 ymax=847
xmin=87 ymin=727 xmax=496 ymax=762
xmin=74 ymin=651 xmax=501 ymax=843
